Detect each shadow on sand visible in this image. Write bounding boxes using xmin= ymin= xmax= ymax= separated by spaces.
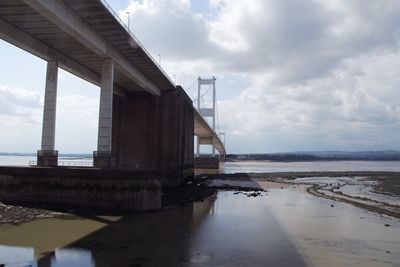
xmin=1 ymin=190 xmax=311 ymax=267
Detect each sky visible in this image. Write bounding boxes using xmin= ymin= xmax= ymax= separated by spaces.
xmin=0 ymin=0 xmax=399 ymax=153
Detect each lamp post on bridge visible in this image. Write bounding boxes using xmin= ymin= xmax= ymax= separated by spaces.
xmin=126 ymin=12 xmax=131 ymax=30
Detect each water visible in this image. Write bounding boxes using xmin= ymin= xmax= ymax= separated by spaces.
xmin=0 ymin=156 xmax=37 ymax=166
xmin=0 ymin=189 xmax=399 ymax=266
xmin=1 ymin=156 xmax=399 ymax=172
xmin=222 ymin=160 xmax=400 ymax=173
xmin=0 ymin=155 xmax=93 ymax=167
xmin=0 ymin=157 xmax=399 ymax=266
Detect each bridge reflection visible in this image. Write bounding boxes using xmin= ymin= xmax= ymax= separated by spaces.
xmin=0 ymin=194 xmax=215 ymax=267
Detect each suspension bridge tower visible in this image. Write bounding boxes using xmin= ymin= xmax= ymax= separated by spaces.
xmin=197 ymin=76 xmax=217 ymax=156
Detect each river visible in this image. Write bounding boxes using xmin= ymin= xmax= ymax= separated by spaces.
xmin=1 ymin=155 xmax=400 ymax=172
xmin=0 ymin=156 xmax=399 ymax=266
xmin=221 ymin=160 xmax=400 ymax=173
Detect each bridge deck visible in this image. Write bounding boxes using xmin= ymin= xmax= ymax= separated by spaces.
xmin=0 ymin=0 xmax=174 ymax=93
xmin=0 ymin=0 xmax=225 ymax=155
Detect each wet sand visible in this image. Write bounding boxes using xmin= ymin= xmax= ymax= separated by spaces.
xmin=0 ymin=171 xmax=399 ymax=266
xmin=257 ymin=183 xmax=400 ymax=267
xmin=202 ymin=171 xmax=400 ymax=218
xmin=0 ymin=186 xmax=399 ymax=266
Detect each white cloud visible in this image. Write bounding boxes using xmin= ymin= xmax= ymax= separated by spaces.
xmin=0 ymin=84 xmax=99 ymax=153
xmin=0 ymin=84 xmax=43 ymax=152
xmin=55 ymin=94 xmax=99 ymax=153
xmin=232 ymin=130 xmax=242 ymax=136
xmin=219 ymin=50 xmax=400 ymax=151
xmin=114 ymin=0 xmax=400 ymax=152
xmin=0 ymin=84 xmax=42 ymax=123
xmin=2 ymin=0 xmax=400 ymax=153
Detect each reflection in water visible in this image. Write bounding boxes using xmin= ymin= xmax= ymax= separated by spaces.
xmin=50 ymin=249 xmax=94 ymax=267
xmin=0 ymin=189 xmax=399 ymax=266
xmin=0 ymin=245 xmax=35 ymax=267
xmin=0 ymin=193 xmax=308 ymax=267
xmin=259 ymin=182 xmax=400 ymax=267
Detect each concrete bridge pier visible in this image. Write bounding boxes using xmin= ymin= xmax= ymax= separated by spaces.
xmin=111 ymin=86 xmax=194 ymax=186
xmin=93 ymin=59 xmax=114 ymax=168
xmin=195 ymin=135 xmax=220 ymax=169
xmin=37 ymin=60 xmax=58 ymax=167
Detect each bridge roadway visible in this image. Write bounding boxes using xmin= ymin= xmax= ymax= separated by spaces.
xmin=0 ymin=0 xmax=225 ymax=211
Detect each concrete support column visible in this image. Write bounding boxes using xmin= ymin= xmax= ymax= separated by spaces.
xmin=94 ymin=59 xmax=114 ymax=168
xmin=212 ymin=77 xmax=216 ymax=157
xmin=197 ymin=77 xmax=201 ymax=157
xmin=196 ymin=136 xmax=200 ymax=156
xmin=37 ymin=60 xmax=58 ymax=167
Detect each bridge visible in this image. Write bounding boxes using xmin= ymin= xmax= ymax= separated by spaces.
xmin=0 ymin=0 xmax=225 ymax=211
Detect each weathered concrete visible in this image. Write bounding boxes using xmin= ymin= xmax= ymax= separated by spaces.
xmin=94 ymin=59 xmax=114 ymax=168
xmin=37 ymin=150 xmax=58 ymax=167
xmin=37 ymin=60 xmax=59 ymax=167
xmin=22 ymin=0 xmax=160 ymax=95
xmin=112 ymin=86 xmax=194 ymax=185
xmin=194 ymin=156 xmax=220 ymax=169
xmin=0 ymin=167 xmax=161 ymax=211
xmin=41 ymin=60 xmax=58 ymax=151
xmin=93 ymin=151 xmax=113 ymax=169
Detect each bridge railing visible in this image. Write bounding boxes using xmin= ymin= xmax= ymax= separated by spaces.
xmin=99 ymin=0 xmax=176 ymax=87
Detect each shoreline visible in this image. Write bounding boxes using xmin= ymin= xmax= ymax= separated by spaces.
xmin=200 ymin=171 xmax=400 ymax=219
xmin=201 ymin=170 xmax=400 ymax=195
xmin=0 ymin=171 xmax=399 ymax=224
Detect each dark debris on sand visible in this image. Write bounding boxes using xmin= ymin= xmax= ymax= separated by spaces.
xmin=162 ymin=182 xmax=217 ymax=208
xmin=0 ymin=202 xmax=62 ymax=225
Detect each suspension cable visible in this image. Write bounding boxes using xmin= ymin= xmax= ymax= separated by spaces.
xmin=184 ymin=79 xmax=197 ymax=94
xmin=192 ymin=83 xmax=212 ymax=105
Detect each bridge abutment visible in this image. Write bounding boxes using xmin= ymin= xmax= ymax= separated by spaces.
xmin=93 ymin=151 xmax=114 ymax=169
xmin=111 ymin=86 xmax=194 ymax=185
xmin=37 ymin=150 xmax=58 ymax=167
xmin=0 ymin=167 xmax=161 ymax=211
xmin=194 ymin=156 xmax=220 ymax=169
